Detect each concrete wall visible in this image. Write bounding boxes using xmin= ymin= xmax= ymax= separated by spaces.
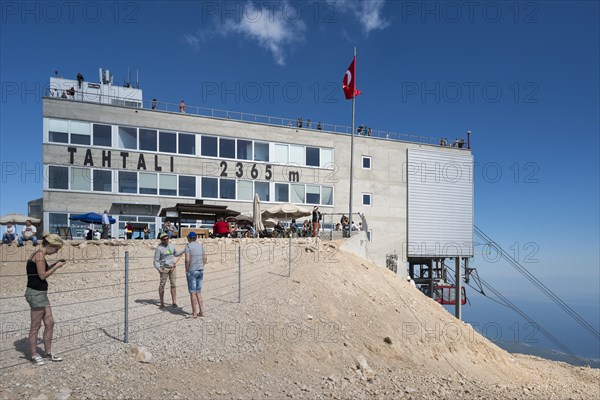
xmin=42 ymin=98 xmax=469 ymax=271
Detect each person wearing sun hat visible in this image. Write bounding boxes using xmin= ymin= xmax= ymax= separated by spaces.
xmin=184 ymin=231 xmax=207 ymax=318
xmin=154 ymin=233 xmax=184 ymax=309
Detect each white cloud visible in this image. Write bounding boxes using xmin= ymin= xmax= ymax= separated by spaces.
xmin=329 ymin=0 xmax=390 ymax=35
xmin=184 ymin=34 xmax=200 ymax=51
xmin=356 ymin=0 xmax=390 ymax=34
xmin=193 ymin=1 xmax=306 ymax=66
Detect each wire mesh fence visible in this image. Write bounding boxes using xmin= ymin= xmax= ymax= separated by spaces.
xmin=0 ymin=237 xmax=332 ymax=370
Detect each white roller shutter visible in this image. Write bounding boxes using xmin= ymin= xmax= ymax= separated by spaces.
xmin=407 ymin=149 xmax=473 ymax=257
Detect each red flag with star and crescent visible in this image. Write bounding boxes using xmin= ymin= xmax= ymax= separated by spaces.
xmin=342 ymin=56 xmax=362 ymax=100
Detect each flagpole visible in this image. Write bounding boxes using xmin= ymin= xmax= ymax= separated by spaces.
xmin=348 ymin=46 xmax=356 ymax=237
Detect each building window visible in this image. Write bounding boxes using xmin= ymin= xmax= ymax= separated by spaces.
xmin=179 ymin=175 xmax=196 ymax=197
xmin=255 ymin=181 xmax=270 ymax=201
xmin=139 ymin=172 xmax=157 ymax=195
xmin=237 ymin=139 xmax=252 ymax=160
xmin=202 ymin=177 xmax=218 ymax=198
xmin=178 ymin=133 xmax=196 ymax=155
xmin=48 ymin=213 xmax=68 ymax=234
xmin=93 ymin=170 xmax=112 ymax=192
xmin=93 ymin=124 xmax=112 ymax=147
xmin=159 ymin=174 xmax=177 ymax=196
xmin=118 ymin=126 xmax=137 ymax=150
xmin=48 ymin=119 xmax=68 ymax=143
xmin=254 ymin=142 xmax=269 ymax=162
xmin=321 ymin=148 xmax=333 ymax=168
xmin=306 ymin=185 xmax=320 ymax=204
xmin=71 ymin=167 xmax=91 ymax=191
xmin=362 ymin=193 xmax=372 ymax=206
xmin=273 ymin=144 xmax=288 ymax=164
xmin=219 ymin=137 xmax=235 ymax=159
xmin=322 ymin=186 xmax=333 ymax=206
xmin=48 ymin=166 xmax=68 ymax=189
xmin=237 ymin=180 xmax=253 ymax=200
xmin=70 ymin=121 xmax=91 ymax=145
xmin=275 ymin=183 xmax=289 ymax=202
xmin=118 ymin=171 xmax=137 ymax=193
xmin=289 ymin=145 xmax=304 ymax=166
xmin=201 ymin=136 xmax=218 ymax=157
xmin=362 ymin=156 xmax=371 ymax=170
xmin=290 ymin=184 xmax=305 ymax=203
xmin=159 ymin=131 xmax=177 ymax=153
xmin=139 ymin=129 xmax=157 ymax=151
xmin=306 ymin=147 xmax=320 ymax=167
xmin=220 ymin=178 xmax=236 ymax=199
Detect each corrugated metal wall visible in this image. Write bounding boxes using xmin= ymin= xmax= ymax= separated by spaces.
xmin=407 ymin=149 xmax=473 ymax=257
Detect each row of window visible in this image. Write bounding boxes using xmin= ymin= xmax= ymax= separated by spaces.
xmin=46 ymin=118 xmax=334 ymax=168
xmin=47 ymin=166 xmax=335 ymax=205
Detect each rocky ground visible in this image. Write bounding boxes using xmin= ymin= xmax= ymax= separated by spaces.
xmin=0 ymin=238 xmax=598 ymax=399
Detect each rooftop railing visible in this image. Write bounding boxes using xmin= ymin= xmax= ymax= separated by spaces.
xmin=45 ymin=88 xmax=469 ymax=149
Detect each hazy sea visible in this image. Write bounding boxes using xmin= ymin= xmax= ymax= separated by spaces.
xmin=449 ymin=297 xmax=599 ymax=368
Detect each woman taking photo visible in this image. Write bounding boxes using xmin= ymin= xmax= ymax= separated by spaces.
xmin=25 ymin=233 xmax=66 ymax=366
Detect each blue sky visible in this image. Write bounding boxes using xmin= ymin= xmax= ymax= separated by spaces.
xmin=1 ymin=1 xmax=598 ymax=354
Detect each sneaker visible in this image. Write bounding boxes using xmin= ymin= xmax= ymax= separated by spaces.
xmin=45 ymin=353 xmax=63 ymax=362
xmin=32 ymin=354 xmax=45 ymax=366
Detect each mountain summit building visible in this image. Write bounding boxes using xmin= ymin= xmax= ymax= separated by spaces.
xmin=34 ymin=69 xmax=474 ymax=274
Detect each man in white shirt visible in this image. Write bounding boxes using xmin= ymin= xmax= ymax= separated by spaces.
xmin=2 ymin=222 xmax=17 ymax=244
xmin=18 ymin=220 xmax=38 ymax=246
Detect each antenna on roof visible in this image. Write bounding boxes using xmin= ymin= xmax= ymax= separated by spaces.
xmin=136 ymin=68 xmax=139 ymax=89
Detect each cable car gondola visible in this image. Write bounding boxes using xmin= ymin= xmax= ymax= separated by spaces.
xmin=432 ymin=285 xmax=466 ymax=305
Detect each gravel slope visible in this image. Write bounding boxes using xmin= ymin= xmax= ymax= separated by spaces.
xmin=0 ymin=239 xmax=598 ymax=399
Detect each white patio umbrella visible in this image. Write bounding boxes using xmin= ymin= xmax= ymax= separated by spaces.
xmin=0 ymin=213 xmax=41 ymax=225
xmin=262 ymin=203 xmax=311 ymax=221
xmin=262 ymin=217 xmax=280 ymax=228
xmin=253 ymin=194 xmax=265 ymax=232
xmin=235 ymin=212 xmax=253 ymax=222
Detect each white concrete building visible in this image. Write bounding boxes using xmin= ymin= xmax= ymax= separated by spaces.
xmin=35 ymin=72 xmax=474 ymax=274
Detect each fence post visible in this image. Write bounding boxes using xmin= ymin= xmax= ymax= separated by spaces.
xmin=124 ymin=250 xmax=129 ymax=343
xmin=238 ymin=244 xmax=242 ymax=303
xmin=288 ymin=235 xmax=292 ymax=277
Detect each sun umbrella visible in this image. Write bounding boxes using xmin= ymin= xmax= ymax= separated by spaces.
xmin=69 ymin=212 xmax=116 ymax=224
xmin=262 ymin=203 xmax=311 ymax=221
xmin=253 ymin=194 xmax=265 ymax=232
xmin=0 ymin=213 xmax=41 ymax=225
xmin=227 ymin=212 xmax=253 ymax=222
xmin=262 ymin=217 xmax=279 ymax=228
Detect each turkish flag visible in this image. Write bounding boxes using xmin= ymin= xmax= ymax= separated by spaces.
xmin=342 ymin=57 xmax=362 ymax=100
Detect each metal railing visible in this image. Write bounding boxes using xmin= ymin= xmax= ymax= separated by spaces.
xmin=45 ymin=88 xmax=469 ymax=148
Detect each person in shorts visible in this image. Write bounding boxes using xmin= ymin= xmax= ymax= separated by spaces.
xmin=25 ymin=233 xmax=66 ymax=366
xmin=153 ymin=233 xmax=184 ymax=308
xmin=184 ymin=232 xmax=207 ymax=318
